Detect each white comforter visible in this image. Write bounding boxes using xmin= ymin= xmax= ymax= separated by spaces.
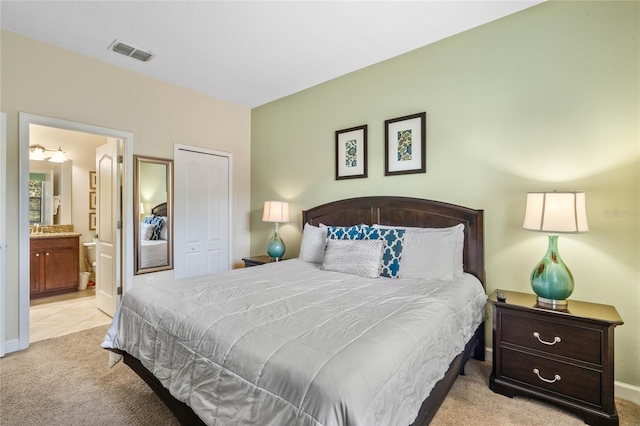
xmin=102 ymin=259 xmax=486 ymax=426
xmin=140 ymin=239 xmax=168 ymax=268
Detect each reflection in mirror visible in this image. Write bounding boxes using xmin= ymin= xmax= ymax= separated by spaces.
xmin=29 ymin=160 xmax=72 ymax=225
xmin=134 ymin=156 xmax=173 ymax=274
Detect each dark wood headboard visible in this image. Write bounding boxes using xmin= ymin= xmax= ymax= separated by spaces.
xmin=151 ymin=202 xmax=168 ymax=217
xmin=302 ymin=196 xmax=484 ymax=286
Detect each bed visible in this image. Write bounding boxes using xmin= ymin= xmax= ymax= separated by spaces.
xmin=104 ymin=196 xmax=486 ymax=426
xmin=139 ymin=202 xmax=169 ymax=269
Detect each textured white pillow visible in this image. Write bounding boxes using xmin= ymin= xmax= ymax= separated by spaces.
xmin=298 ymin=223 xmax=328 ymax=263
xmin=140 ymin=222 xmax=154 ymax=241
xmin=159 ymin=216 xmax=168 ymax=240
xmin=320 ymin=239 xmax=384 ymax=278
xmin=373 ymin=224 xmax=464 ymax=281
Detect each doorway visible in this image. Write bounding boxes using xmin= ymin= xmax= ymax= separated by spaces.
xmin=16 ymin=113 xmax=134 ymax=351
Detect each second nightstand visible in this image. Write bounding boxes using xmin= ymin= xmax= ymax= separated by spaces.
xmin=242 ymin=255 xmax=277 ymax=267
xmin=488 ymin=290 xmax=623 ymax=426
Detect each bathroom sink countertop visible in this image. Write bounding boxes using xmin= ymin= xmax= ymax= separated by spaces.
xmin=30 ymin=232 xmax=82 ymax=239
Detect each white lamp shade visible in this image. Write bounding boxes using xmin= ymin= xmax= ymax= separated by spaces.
xmin=48 ymin=147 xmax=69 ymax=163
xmin=523 ymin=191 xmax=589 ymax=233
xmin=262 ymin=201 xmax=290 ymax=223
xmin=29 ymin=145 xmax=48 ymax=161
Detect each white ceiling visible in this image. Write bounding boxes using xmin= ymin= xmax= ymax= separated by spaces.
xmin=1 ymin=1 xmax=544 ymax=108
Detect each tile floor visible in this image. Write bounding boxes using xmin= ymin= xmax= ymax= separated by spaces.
xmin=29 ymin=288 xmax=113 ymax=343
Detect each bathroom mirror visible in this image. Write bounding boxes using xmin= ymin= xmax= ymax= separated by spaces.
xmin=29 ymin=160 xmax=72 ymax=225
xmin=134 ymin=156 xmax=173 ymax=275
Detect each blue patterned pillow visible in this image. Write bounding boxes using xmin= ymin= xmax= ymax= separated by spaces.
xmin=142 ymin=215 xmax=164 ymax=240
xmin=362 ymin=226 xmax=405 ymax=278
xmin=327 ymin=224 xmax=365 ymax=240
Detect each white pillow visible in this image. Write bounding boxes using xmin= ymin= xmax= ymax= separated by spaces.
xmin=373 ymin=224 xmax=464 ymax=281
xmin=159 ymin=216 xmax=168 ymax=240
xmin=320 ymin=239 xmax=384 ymax=278
xmin=298 ymin=223 xmax=328 ymax=263
xmin=140 ymin=222 xmax=154 ymax=241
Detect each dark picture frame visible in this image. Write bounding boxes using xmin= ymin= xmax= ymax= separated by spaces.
xmin=384 ymin=112 xmax=426 ymax=176
xmin=335 ymin=124 xmax=368 ymax=180
xmin=89 ymin=212 xmax=97 ymax=230
xmin=89 ymin=171 xmax=97 ymax=189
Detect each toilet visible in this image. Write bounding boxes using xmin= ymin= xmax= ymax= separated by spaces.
xmin=83 ymin=242 xmax=96 ymax=285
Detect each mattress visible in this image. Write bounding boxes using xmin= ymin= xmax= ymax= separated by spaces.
xmin=102 ymin=259 xmax=486 ymax=426
xmin=139 ymin=239 xmax=167 ymax=268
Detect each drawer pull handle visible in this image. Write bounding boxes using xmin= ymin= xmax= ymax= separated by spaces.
xmin=533 ymin=368 xmax=561 ymax=384
xmin=533 ymin=332 xmax=561 ymax=345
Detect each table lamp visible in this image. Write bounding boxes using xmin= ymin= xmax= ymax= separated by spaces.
xmin=262 ymin=201 xmax=290 ymax=261
xmin=523 ymin=191 xmax=588 ymax=308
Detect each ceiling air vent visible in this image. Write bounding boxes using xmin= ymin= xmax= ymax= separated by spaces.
xmin=109 ymin=40 xmax=153 ymax=62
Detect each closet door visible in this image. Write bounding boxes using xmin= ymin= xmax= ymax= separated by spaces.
xmin=174 ymin=146 xmax=230 ymax=279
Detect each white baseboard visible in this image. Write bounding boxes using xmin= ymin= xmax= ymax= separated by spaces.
xmin=483 ymin=347 xmax=639 ymax=405
xmin=615 ymin=380 xmax=640 ymax=405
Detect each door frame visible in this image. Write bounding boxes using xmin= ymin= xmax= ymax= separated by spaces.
xmin=18 ymin=113 xmax=134 ymax=350
xmin=174 ymin=143 xmax=233 ymax=275
xmin=1 ymin=112 xmax=6 ymax=357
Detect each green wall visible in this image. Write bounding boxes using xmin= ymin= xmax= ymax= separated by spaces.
xmin=251 ymin=1 xmax=640 ymax=388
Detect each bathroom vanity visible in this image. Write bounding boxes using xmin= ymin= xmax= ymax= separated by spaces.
xmin=30 ymin=233 xmax=80 ymax=298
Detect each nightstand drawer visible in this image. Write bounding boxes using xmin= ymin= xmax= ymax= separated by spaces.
xmin=500 ymin=312 xmax=601 ymax=365
xmin=501 ymin=347 xmax=601 ymax=407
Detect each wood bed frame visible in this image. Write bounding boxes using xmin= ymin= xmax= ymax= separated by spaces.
xmin=151 ymin=202 xmax=168 ymax=217
xmin=122 ymin=196 xmax=485 ymax=426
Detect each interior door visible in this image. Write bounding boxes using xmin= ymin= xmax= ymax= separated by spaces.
xmin=95 ymin=138 xmax=121 ymax=316
xmin=174 ymin=147 xmax=230 ymax=279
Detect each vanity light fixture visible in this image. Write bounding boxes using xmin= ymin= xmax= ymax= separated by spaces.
xmin=29 ymin=144 xmax=69 ymax=162
xmin=29 ymin=144 xmax=48 ymax=161
xmin=48 ymin=147 xmax=69 ymax=163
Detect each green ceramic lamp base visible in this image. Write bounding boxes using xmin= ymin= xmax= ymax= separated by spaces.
xmin=530 ymin=234 xmax=574 ymax=307
xmin=266 ymin=222 xmax=286 ymax=260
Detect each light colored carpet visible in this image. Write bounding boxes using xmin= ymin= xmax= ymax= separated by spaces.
xmin=1 ymin=325 xmax=179 ymax=426
xmin=1 ymin=325 xmax=638 ymax=425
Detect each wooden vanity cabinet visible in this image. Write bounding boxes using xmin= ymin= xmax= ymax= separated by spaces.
xmin=30 ymin=236 xmax=79 ymax=298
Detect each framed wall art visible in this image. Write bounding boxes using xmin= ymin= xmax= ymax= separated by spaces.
xmin=384 ymin=112 xmax=426 ymax=176
xmin=335 ymin=124 xmax=368 ymax=180
xmin=89 ymin=212 xmax=97 ymax=230
xmin=89 ymin=191 xmax=97 ymax=210
xmin=89 ymin=171 xmax=97 ymax=189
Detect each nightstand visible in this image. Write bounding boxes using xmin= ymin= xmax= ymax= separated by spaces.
xmin=242 ymin=255 xmax=276 ymax=267
xmin=488 ymin=290 xmax=623 ymax=426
